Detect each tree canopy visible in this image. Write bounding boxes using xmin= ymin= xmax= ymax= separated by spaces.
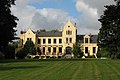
xmin=16 ymin=41 xmax=36 ymax=59
xmin=98 ymin=0 xmax=120 ymax=59
xmin=72 ymin=43 xmax=83 ymax=58
xmin=0 ymin=0 xmax=18 ymax=52
xmin=24 ymin=40 xmax=36 ymax=55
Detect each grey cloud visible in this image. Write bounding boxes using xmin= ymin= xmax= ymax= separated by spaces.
xmin=31 ymin=8 xmax=76 ymax=31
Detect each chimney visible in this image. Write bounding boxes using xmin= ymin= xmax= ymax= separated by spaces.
xmin=74 ymin=23 xmax=76 ymax=27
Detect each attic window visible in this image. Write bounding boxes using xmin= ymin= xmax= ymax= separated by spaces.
xmin=68 ymin=26 xmax=70 ymax=27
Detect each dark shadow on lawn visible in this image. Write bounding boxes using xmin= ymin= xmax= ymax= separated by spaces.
xmin=0 ymin=58 xmax=107 ymax=64
xmin=0 ymin=65 xmax=44 ymax=71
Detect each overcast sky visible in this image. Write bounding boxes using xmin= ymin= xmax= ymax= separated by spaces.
xmin=11 ymin=0 xmax=115 ymax=35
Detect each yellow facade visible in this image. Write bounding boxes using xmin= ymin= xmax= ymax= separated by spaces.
xmin=19 ymin=20 xmax=98 ymax=58
xmin=82 ymin=34 xmax=98 ymax=57
xmin=20 ymin=29 xmax=36 ymax=45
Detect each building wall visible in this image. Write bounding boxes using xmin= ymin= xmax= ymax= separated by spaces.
xmin=20 ymin=29 xmax=36 ymax=45
xmin=36 ymin=37 xmax=63 ymax=57
xmin=82 ymin=34 xmax=98 ymax=57
xmin=19 ymin=20 xmax=98 ymax=58
xmin=62 ymin=19 xmax=76 ymax=53
xmin=81 ymin=43 xmax=98 ymax=56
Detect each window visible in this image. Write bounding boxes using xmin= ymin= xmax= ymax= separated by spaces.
xmin=59 ymin=47 xmax=62 ymax=53
xmin=48 ymin=39 xmax=51 ymax=44
xmin=43 ymin=39 xmax=46 ymax=44
xmin=68 ymin=30 xmax=70 ymax=35
xmin=70 ymin=38 xmax=72 ymax=43
xmin=70 ymin=31 xmax=72 ymax=35
xmin=66 ymin=38 xmax=68 ymax=43
xmin=68 ymin=26 xmax=70 ymax=27
xmin=66 ymin=30 xmax=72 ymax=35
xmin=53 ymin=39 xmax=56 ymax=44
xmin=48 ymin=47 xmax=51 ymax=52
xmin=59 ymin=39 xmax=62 ymax=44
xmin=93 ymin=47 xmax=96 ymax=53
xmin=27 ymin=38 xmax=32 ymax=41
xmin=38 ymin=39 xmax=41 ymax=44
xmin=66 ymin=31 xmax=68 ymax=35
xmin=30 ymin=38 xmax=32 ymax=41
xmin=53 ymin=47 xmax=56 ymax=53
xmin=85 ymin=38 xmax=88 ymax=43
xmin=85 ymin=47 xmax=88 ymax=53
xmin=43 ymin=47 xmax=45 ymax=53
xmin=27 ymin=38 xmax=29 ymax=41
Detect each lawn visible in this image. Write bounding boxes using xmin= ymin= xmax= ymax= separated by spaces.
xmin=0 ymin=59 xmax=120 ymax=80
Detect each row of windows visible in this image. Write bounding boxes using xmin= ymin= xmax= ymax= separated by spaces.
xmin=66 ymin=38 xmax=72 ymax=43
xmin=85 ymin=47 xmax=96 ymax=53
xmin=66 ymin=30 xmax=72 ymax=35
xmin=38 ymin=38 xmax=62 ymax=44
xmin=27 ymin=38 xmax=32 ymax=41
xmin=42 ymin=47 xmax=62 ymax=53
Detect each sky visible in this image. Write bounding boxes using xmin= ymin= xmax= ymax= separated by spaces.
xmin=11 ymin=0 xmax=115 ymax=35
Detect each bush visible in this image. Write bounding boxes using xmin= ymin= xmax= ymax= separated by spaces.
xmin=16 ymin=49 xmax=28 ymax=59
xmin=85 ymin=55 xmax=95 ymax=58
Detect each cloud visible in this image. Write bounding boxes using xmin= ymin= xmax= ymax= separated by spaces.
xmin=31 ymin=8 xmax=76 ymax=30
xmin=11 ymin=0 xmax=115 ymax=35
xmin=75 ymin=0 xmax=100 ymax=34
xmin=11 ymin=0 xmax=76 ymax=35
xmin=75 ymin=0 xmax=115 ymax=34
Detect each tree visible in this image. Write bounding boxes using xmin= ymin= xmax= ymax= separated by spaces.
xmin=98 ymin=0 xmax=120 ymax=59
xmin=0 ymin=0 xmax=18 ymax=52
xmin=4 ymin=45 xmax=15 ymax=59
xmin=97 ymin=48 xmax=110 ymax=58
xmin=23 ymin=41 xmax=36 ymax=55
xmin=16 ymin=41 xmax=36 ymax=59
xmin=72 ymin=43 xmax=83 ymax=58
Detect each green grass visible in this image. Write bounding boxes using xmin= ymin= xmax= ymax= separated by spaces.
xmin=0 ymin=59 xmax=120 ymax=80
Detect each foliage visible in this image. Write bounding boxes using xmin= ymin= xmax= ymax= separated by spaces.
xmin=24 ymin=41 xmax=36 ymax=55
xmin=97 ymin=48 xmax=110 ymax=58
xmin=72 ymin=43 xmax=83 ymax=58
xmin=3 ymin=45 xmax=15 ymax=59
xmin=16 ymin=48 xmax=27 ymax=59
xmin=16 ymin=41 xmax=36 ymax=59
xmin=98 ymin=0 xmax=120 ymax=59
xmin=0 ymin=0 xmax=18 ymax=52
xmin=0 ymin=51 xmax=5 ymax=59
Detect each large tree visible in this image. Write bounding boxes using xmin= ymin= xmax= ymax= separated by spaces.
xmin=98 ymin=0 xmax=120 ymax=59
xmin=0 ymin=0 xmax=18 ymax=52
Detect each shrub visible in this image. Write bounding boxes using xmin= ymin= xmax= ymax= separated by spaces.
xmin=16 ymin=49 xmax=28 ymax=59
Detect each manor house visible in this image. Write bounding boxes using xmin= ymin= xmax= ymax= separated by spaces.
xmin=19 ymin=20 xmax=98 ymax=58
